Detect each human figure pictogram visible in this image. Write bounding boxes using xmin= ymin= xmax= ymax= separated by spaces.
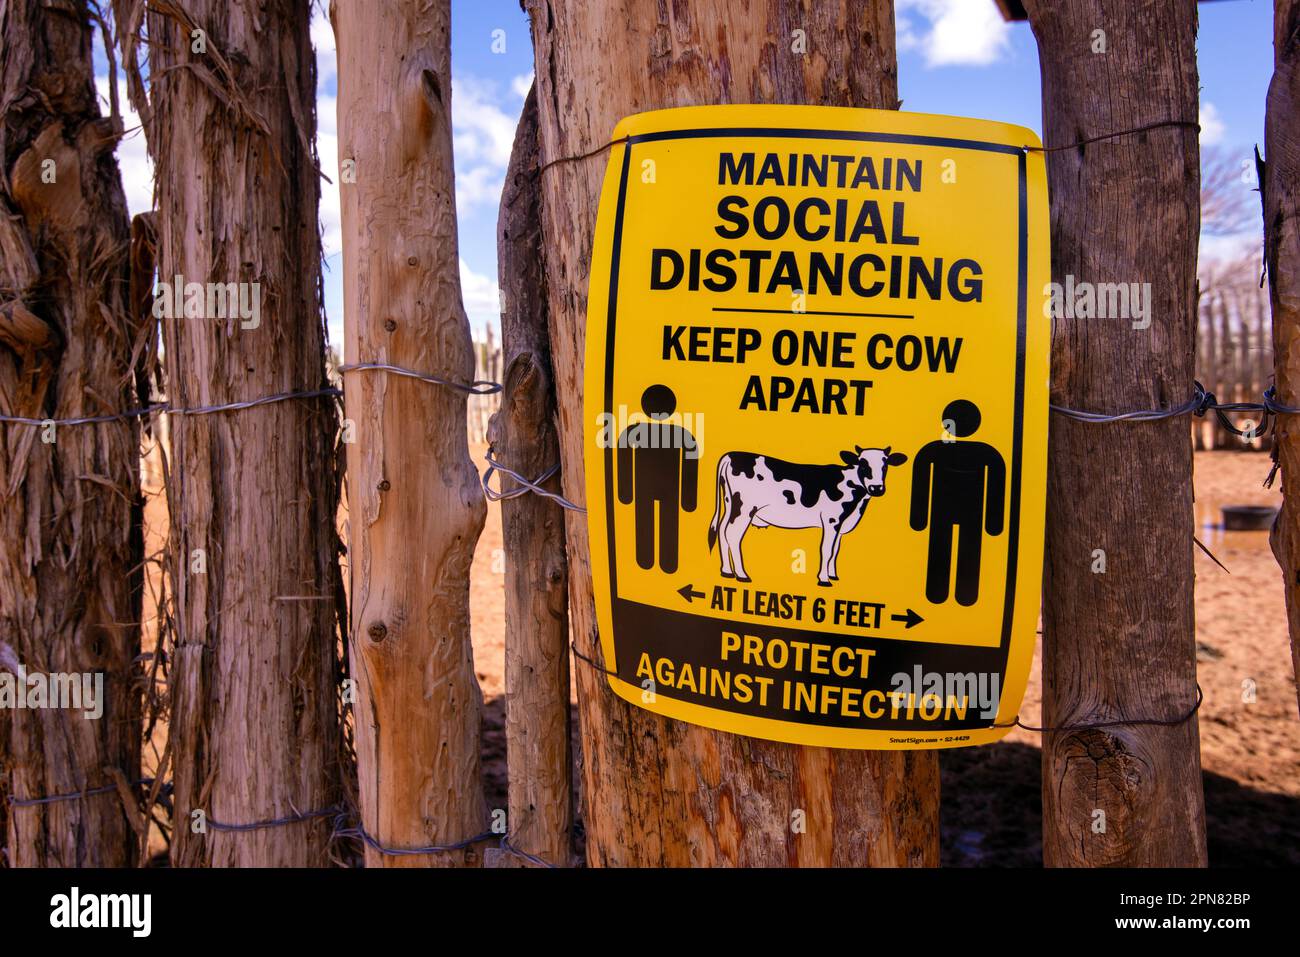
xmin=617 ymin=384 xmax=698 ymax=573
xmin=909 ymin=399 xmax=1005 ymax=606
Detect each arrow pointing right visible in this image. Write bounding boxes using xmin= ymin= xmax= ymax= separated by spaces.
xmin=890 ymin=608 xmax=924 ymax=629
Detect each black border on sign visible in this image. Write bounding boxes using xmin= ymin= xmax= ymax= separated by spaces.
xmin=601 ymin=127 xmax=1028 ymax=670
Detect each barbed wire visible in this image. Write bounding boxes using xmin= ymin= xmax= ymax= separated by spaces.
xmin=336 ymin=360 xmax=501 ymax=396
xmin=536 ymin=119 xmax=1201 ymax=176
xmin=992 ymin=684 xmax=1203 ymax=732
xmin=4 ymin=778 xmax=154 ymax=808
xmin=332 ymin=816 xmax=494 ymax=858
xmin=4 ymin=777 xmax=558 ymax=867
xmin=0 ymin=389 xmax=340 ymax=426
xmin=482 ymin=447 xmax=585 ymax=512
xmin=1028 ymin=118 xmax=1200 ymax=153
xmin=205 ymin=805 xmax=340 ymax=833
xmin=1053 ymin=382 xmax=1299 ymax=439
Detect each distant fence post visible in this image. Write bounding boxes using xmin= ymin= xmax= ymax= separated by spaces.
xmin=1024 ymin=0 xmax=1207 ymax=866
xmin=1264 ymin=0 xmax=1300 ymax=714
xmin=1194 ymin=282 xmax=1273 ymax=451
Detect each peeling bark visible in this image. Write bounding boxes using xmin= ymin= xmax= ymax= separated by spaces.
xmin=1024 ymin=0 xmax=1208 ymax=866
xmin=0 ymin=0 xmax=144 ymax=867
xmin=525 ymin=0 xmax=939 ymax=867
xmin=331 ymin=0 xmax=488 ymax=867
xmin=135 ymin=0 xmax=344 ymax=866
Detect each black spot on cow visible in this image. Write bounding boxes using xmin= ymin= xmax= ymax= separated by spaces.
xmin=766 ymin=457 xmax=850 ymax=508
xmin=782 ymin=489 xmax=795 ymax=504
xmin=836 ymin=483 xmax=869 ymax=527
xmin=728 ymin=491 xmax=744 ymax=525
xmin=728 ymin=452 xmax=759 ymax=479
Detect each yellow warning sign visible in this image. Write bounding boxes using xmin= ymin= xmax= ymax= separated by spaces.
xmin=584 ymin=105 xmax=1049 ymax=749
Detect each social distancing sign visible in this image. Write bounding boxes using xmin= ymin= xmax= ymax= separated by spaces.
xmin=584 ymin=105 xmax=1049 ymax=749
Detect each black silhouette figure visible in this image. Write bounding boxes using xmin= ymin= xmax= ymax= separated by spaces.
xmin=910 ymin=399 xmax=1005 ymax=606
xmin=617 ymin=385 xmax=699 ymax=573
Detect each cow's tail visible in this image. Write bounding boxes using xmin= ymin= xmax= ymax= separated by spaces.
xmin=708 ymin=455 xmax=727 ymax=553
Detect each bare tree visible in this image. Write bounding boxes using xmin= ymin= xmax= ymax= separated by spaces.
xmin=1201 ymin=145 xmax=1258 ymax=238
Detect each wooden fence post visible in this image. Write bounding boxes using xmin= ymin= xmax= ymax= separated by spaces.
xmin=489 ymin=86 xmax=573 ymax=867
xmin=127 ymin=0 xmax=344 ymax=866
xmin=0 ymin=0 xmax=144 ymax=867
xmin=332 ymin=0 xmax=488 ymax=866
xmin=1265 ymin=0 xmax=1300 ymax=713
xmin=525 ymin=0 xmax=940 ymax=866
xmin=1024 ymin=0 xmax=1208 ymax=866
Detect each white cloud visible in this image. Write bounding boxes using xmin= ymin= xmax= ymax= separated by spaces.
xmin=453 ymin=74 xmax=518 ymax=168
xmin=316 ymin=95 xmax=341 ymax=257
xmin=95 ymin=75 xmax=153 ymax=217
xmin=310 ymin=3 xmax=336 ymax=93
xmin=1199 ymin=102 xmax=1226 ymax=146
xmin=459 ymin=257 xmax=500 ymax=334
xmin=511 ymin=71 xmax=534 ymax=98
xmin=452 ymin=73 xmax=522 ymax=214
xmin=897 ymin=0 xmax=1012 ymax=68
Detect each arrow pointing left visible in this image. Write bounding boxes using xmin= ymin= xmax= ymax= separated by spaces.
xmin=678 ymin=584 xmax=705 ymax=603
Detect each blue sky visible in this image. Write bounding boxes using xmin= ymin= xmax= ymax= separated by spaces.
xmin=100 ymin=0 xmax=1276 ymax=353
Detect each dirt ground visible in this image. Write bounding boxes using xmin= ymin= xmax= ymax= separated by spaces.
xmin=469 ymin=447 xmax=1300 ymax=866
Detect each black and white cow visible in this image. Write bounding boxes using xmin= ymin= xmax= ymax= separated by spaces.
xmin=707 ymin=447 xmax=908 ymax=586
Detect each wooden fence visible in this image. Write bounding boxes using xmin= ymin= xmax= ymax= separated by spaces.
xmin=1195 ymin=279 xmax=1273 ymax=450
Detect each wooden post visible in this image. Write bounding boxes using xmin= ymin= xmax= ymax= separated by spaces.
xmin=525 ymin=0 xmax=939 ymax=866
xmin=0 ymin=0 xmax=144 ymax=867
xmin=1024 ymin=0 xmax=1208 ymax=866
xmin=332 ymin=0 xmax=488 ymax=866
xmin=134 ymin=0 xmax=344 ymax=866
xmin=1200 ymin=294 xmax=1216 ymax=449
xmin=489 ymin=87 xmax=573 ymax=867
xmin=1216 ymin=291 xmax=1227 ymax=444
xmin=1266 ymin=0 xmax=1300 ymax=713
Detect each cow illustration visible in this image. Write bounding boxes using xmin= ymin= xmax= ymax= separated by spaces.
xmin=707 ymin=447 xmax=908 ymax=586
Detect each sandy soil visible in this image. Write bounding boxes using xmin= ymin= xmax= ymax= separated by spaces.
xmin=469 ymin=448 xmax=1300 ymax=866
